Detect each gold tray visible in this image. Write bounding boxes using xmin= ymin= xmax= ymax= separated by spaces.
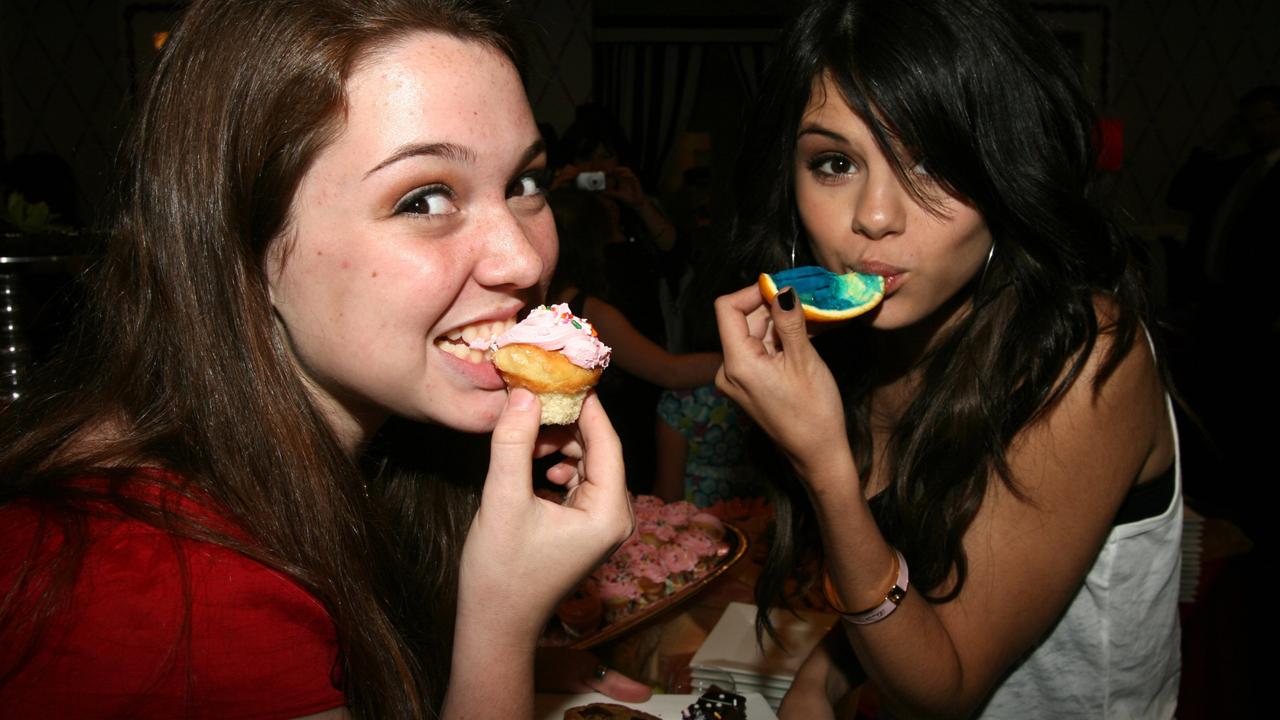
xmin=566 ymin=521 xmax=749 ymax=649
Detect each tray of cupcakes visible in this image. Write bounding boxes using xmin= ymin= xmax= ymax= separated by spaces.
xmin=538 ymin=494 xmax=749 ymax=649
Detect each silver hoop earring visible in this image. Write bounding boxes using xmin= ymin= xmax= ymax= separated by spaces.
xmin=790 ymin=236 xmax=798 ymax=269
xmin=979 ymin=242 xmax=995 ymax=288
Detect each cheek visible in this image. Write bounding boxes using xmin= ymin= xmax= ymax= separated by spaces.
xmin=531 ymin=212 xmax=559 ymax=282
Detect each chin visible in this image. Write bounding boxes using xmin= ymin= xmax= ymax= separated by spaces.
xmin=423 ymin=394 xmax=507 ymax=434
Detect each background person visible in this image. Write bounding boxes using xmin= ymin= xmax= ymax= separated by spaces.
xmin=545 ymin=187 xmax=721 ymax=495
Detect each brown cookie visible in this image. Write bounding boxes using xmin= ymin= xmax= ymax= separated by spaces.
xmin=563 ymin=702 xmax=663 ymax=720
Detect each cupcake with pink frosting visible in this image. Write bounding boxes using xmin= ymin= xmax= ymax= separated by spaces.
xmin=658 ymin=543 xmax=698 ymax=588
xmin=556 ymin=579 xmax=602 ymax=637
xmin=631 ymin=494 xmax=665 ymax=511
xmin=470 ymin=303 xmax=611 ymax=424
xmin=593 ymin=566 xmax=643 ymax=622
xmin=659 ymin=500 xmax=697 ymax=530
xmin=688 ymin=511 xmax=725 ymax=539
xmin=630 ymin=547 xmax=670 ymax=602
xmin=638 ymin=515 xmax=678 ymax=546
xmin=675 ymin=529 xmax=720 ymax=572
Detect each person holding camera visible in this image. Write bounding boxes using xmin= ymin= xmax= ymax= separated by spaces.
xmin=550 ymin=105 xmax=687 ymax=491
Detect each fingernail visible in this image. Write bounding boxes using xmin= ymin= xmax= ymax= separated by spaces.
xmin=777 ymin=288 xmax=796 ymax=312
xmin=508 ymin=388 xmax=535 ymax=410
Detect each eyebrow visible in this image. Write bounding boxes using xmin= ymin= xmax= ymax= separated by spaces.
xmin=796 ymin=125 xmax=848 ymax=144
xmin=365 ymin=141 xmax=479 ymax=178
xmin=364 ymin=138 xmax=548 ymax=180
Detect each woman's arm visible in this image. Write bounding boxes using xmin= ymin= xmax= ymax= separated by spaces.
xmin=601 ymin=167 xmax=677 ymax=252
xmin=441 ymin=390 xmax=634 ymax=718
xmin=653 ymin=414 xmax=689 ymax=502
xmin=583 ymin=296 xmax=722 ymax=390
xmin=717 ymin=287 xmax=1174 ymax=719
xmin=778 ymin=624 xmax=867 ymax=720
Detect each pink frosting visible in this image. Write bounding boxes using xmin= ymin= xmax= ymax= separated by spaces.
xmin=595 ymin=573 xmax=642 ymax=602
xmin=675 ymin=529 xmax=717 ymax=558
xmin=631 ymin=549 xmax=669 ymax=584
xmin=659 ymin=543 xmax=698 ymax=574
xmin=614 ymin=537 xmax=648 ymax=564
xmin=659 ymin=501 xmax=695 ymax=528
xmin=638 ymin=517 xmax=678 ymax=543
xmin=632 ymin=494 xmax=664 ymax=510
xmin=470 ymin=303 xmax=610 ymax=370
xmin=688 ymin=512 xmax=724 ymax=537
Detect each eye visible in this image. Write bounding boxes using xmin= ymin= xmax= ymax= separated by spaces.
xmin=513 ymin=175 xmax=540 ymax=197
xmin=508 ymin=168 xmax=551 ymax=199
xmin=394 ymin=185 xmax=458 ymax=216
xmin=808 ymin=154 xmax=856 ymax=178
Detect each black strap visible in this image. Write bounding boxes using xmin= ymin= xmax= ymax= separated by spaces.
xmin=1113 ymin=462 xmax=1177 ymax=526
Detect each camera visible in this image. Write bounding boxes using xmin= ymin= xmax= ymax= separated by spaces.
xmin=575 ymin=171 xmax=607 ymax=192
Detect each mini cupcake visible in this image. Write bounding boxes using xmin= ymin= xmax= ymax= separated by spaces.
xmin=632 ymin=494 xmax=665 ymax=511
xmin=629 ymin=547 xmax=670 ymax=602
xmin=688 ymin=511 xmax=725 ymax=539
xmin=593 ymin=567 xmax=642 ymax=623
xmin=659 ymin=500 xmax=697 ymax=530
xmin=613 ymin=536 xmax=648 ymax=565
xmin=556 ymin=579 xmax=602 ymax=638
xmin=658 ymin=543 xmax=698 ymax=588
xmin=675 ymin=529 xmax=719 ymax=572
xmin=638 ymin=516 xmax=678 ymax=546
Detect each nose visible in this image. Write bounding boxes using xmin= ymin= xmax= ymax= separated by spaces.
xmin=474 ymin=209 xmax=548 ymax=290
xmin=852 ymin=170 xmax=908 ymax=240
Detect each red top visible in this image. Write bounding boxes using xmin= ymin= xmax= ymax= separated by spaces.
xmin=0 ymin=474 xmax=345 ymax=719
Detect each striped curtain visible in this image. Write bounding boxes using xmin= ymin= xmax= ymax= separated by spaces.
xmin=593 ymin=41 xmax=776 ymax=190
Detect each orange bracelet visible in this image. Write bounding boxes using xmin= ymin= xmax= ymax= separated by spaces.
xmin=821 ymin=548 xmax=910 ymax=625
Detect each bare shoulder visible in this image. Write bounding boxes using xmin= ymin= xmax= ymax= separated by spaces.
xmin=929 ymin=298 xmax=1174 ymax=691
xmin=1075 ymin=295 xmax=1172 ymax=480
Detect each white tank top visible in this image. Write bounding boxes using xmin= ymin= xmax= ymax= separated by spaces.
xmin=972 ymin=395 xmax=1183 ymax=719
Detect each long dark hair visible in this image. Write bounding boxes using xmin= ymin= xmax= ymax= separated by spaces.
xmin=734 ymin=0 xmax=1161 ymax=634
xmin=0 ymin=0 xmax=523 ymax=716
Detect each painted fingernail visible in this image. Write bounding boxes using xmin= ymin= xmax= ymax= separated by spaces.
xmin=777 ymin=288 xmax=796 ymax=312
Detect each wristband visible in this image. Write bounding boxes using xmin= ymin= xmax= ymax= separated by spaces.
xmin=822 ymin=548 xmax=909 ymax=625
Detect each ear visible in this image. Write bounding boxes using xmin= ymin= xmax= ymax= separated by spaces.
xmin=262 ymin=234 xmax=294 ymax=309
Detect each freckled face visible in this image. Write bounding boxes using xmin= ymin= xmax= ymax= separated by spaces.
xmin=794 ymin=74 xmax=992 ymax=331
xmin=267 ymin=34 xmax=555 ymax=449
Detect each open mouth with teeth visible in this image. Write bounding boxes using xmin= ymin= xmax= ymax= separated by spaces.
xmin=435 ymin=317 xmax=517 ymax=364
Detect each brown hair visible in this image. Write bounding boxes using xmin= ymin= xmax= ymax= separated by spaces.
xmin=0 ymin=0 xmax=525 ymax=716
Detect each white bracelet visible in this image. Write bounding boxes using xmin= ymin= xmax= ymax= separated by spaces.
xmin=822 ymin=548 xmax=910 ymax=625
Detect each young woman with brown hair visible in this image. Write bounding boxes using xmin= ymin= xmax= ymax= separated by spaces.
xmin=0 ymin=1 xmax=642 ymax=717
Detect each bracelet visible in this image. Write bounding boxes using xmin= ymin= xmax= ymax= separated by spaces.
xmin=821 ymin=548 xmax=909 ymax=625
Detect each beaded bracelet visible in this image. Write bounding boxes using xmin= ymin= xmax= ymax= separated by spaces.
xmin=821 ymin=548 xmax=909 ymax=625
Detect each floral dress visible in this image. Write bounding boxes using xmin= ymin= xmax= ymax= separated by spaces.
xmin=656 ymin=384 xmax=754 ymax=507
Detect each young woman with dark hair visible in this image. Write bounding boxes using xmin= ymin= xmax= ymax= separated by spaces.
xmin=714 ymin=0 xmax=1181 ymax=717
xmin=0 ymin=1 xmax=645 ymax=717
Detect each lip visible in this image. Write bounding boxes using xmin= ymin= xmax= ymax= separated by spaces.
xmin=433 ymin=305 xmax=524 ymax=391
xmin=439 ymin=347 xmax=506 ymax=390
xmin=854 ymin=261 xmax=907 ymax=295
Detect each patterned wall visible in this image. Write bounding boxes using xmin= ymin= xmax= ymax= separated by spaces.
xmin=511 ymin=0 xmax=594 ymax=135
xmin=0 ymin=0 xmax=134 ymax=224
xmin=1109 ymin=0 xmax=1280 ymax=235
